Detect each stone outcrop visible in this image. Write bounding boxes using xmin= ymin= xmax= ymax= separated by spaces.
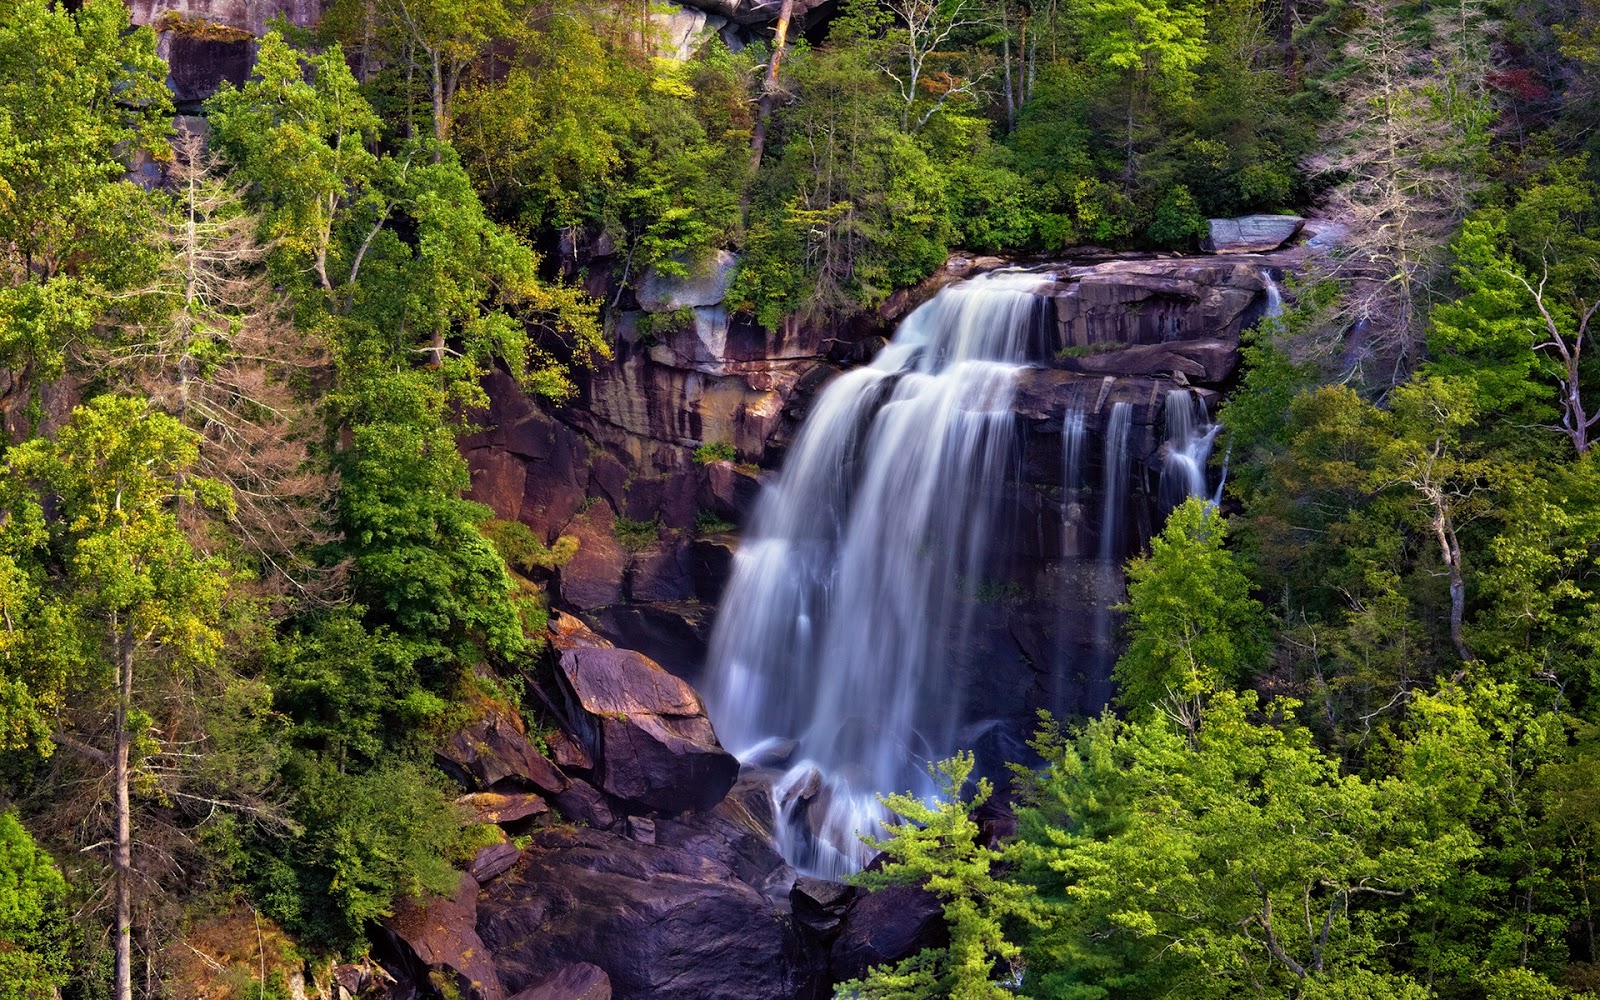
xmin=389 ymin=873 xmax=505 ymax=1000
xmin=553 ymin=642 xmax=740 ymax=814
xmin=508 ymin=964 xmax=613 ymax=1000
xmin=829 ymin=883 xmax=949 ymax=983
xmin=1203 ymin=214 xmax=1305 ymax=254
xmin=477 ymin=826 xmax=818 ymax=1000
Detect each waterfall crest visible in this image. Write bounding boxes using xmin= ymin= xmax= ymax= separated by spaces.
xmin=705 ymin=271 xmax=1049 ymax=877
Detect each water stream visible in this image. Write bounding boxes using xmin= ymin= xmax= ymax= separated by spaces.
xmin=705 ymin=271 xmax=1051 ymax=876
xmin=705 ymin=267 xmax=1275 ymax=877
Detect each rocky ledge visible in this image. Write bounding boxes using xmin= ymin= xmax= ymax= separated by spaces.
xmin=381 ymin=614 xmax=944 ymax=1000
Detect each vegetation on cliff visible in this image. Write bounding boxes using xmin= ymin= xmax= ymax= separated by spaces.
xmin=2 ymin=0 xmax=1600 ymax=995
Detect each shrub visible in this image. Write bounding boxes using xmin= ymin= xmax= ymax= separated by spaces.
xmin=693 ymin=441 xmax=738 ymax=464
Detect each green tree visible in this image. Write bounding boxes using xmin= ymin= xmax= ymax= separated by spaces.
xmin=1068 ymin=0 xmax=1206 ymax=195
xmin=1013 ymin=691 xmax=1471 ymax=1000
xmin=0 ymin=0 xmax=170 ymax=414
xmin=0 ymin=397 xmax=234 ymax=1000
xmin=841 ymin=752 xmax=1038 ymax=1000
xmin=1114 ymin=497 xmax=1267 ymax=719
xmin=0 ymin=812 xmax=71 ymax=1000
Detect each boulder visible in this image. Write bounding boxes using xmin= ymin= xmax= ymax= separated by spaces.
xmin=1203 ymin=214 xmax=1305 ymax=254
xmin=508 ymin=964 xmax=613 ymax=1000
xmin=830 ymin=884 xmax=949 ymax=983
xmin=477 ymin=827 xmax=820 ymax=1000
xmin=649 ymin=3 xmax=722 ymax=62
xmin=553 ymin=645 xmax=739 ymax=814
xmin=470 ymin=842 xmax=523 ymax=885
xmin=636 ymin=251 xmax=739 ymax=312
xmin=458 ymin=791 xmax=550 ymax=826
xmin=438 ymin=703 xmax=569 ymax=797
xmin=791 ymin=877 xmax=856 ymax=942
xmin=584 ymin=603 xmax=715 ymax=681
xmin=700 ymin=460 xmax=766 ymax=521
xmin=389 ymin=873 xmax=504 ymax=1000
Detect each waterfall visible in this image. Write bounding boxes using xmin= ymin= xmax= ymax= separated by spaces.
xmin=1061 ymin=408 xmax=1087 ymax=557
xmin=706 ymin=271 xmax=1051 ymax=877
xmin=1097 ymin=402 xmax=1133 ymax=561
xmin=1159 ymin=390 xmax=1221 ymax=511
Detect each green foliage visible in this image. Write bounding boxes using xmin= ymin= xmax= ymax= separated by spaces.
xmin=844 ymin=753 xmax=1038 ymax=1000
xmin=1115 ymin=498 xmax=1267 ymax=715
xmin=694 ymin=441 xmax=739 ymax=464
xmin=334 ymin=368 xmax=529 ymax=672
xmin=613 ymin=516 xmax=662 ymax=553
xmin=479 ymin=519 xmax=580 ymax=573
xmin=1012 ymin=690 xmax=1474 ymax=1000
xmin=695 ymin=510 xmax=737 ymax=535
xmin=0 ymin=0 xmax=170 ymax=399
xmin=0 ymin=813 xmax=71 ymax=1000
xmin=247 ymin=758 xmax=466 ymax=948
xmin=1145 ymin=185 xmax=1209 ymax=248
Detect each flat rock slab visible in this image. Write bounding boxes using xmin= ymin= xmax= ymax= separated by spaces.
xmin=1204 ymin=214 xmax=1305 ymax=254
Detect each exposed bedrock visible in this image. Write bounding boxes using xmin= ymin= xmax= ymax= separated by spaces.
xmin=463 ymin=250 xmax=1285 ymax=684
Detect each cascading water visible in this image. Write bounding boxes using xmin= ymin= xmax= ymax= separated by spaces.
xmin=1159 ymin=390 xmax=1221 ymax=512
xmin=706 ymin=271 xmax=1052 ymax=877
xmin=1097 ymin=402 xmax=1133 ymax=561
xmin=1061 ymin=408 xmax=1087 ymax=558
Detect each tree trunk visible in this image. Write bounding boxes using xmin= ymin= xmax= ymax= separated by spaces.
xmin=430 ymin=47 xmax=447 ymax=157
xmin=1432 ymin=509 xmax=1475 ymax=662
xmin=749 ymin=0 xmax=797 ymax=175
xmin=1123 ymin=72 xmax=1139 ymax=194
xmin=1001 ymin=0 xmax=1015 ymax=130
xmin=113 ymin=618 xmax=134 ymax=1000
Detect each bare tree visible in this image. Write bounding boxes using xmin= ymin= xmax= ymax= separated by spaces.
xmin=1511 ymin=261 xmax=1600 ymax=454
xmin=98 ymin=130 xmax=340 ymax=607
xmin=877 ymin=0 xmax=994 ymax=131
xmin=1312 ymin=0 xmax=1496 ymax=376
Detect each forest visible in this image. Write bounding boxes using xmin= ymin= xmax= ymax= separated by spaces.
xmin=2 ymin=0 xmax=1600 ymax=997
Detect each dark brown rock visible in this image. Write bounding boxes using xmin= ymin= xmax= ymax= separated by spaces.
xmin=551 ymin=777 xmax=618 ymax=831
xmin=546 ymin=728 xmax=595 ymax=771
xmin=439 ymin=704 xmax=570 ymax=797
xmin=830 ymin=884 xmax=949 ymax=983
xmin=700 ymin=460 xmax=766 ymax=522
xmin=692 ymin=536 xmax=738 ymax=603
xmin=558 ymin=506 xmax=628 ymax=610
xmin=389 ymin=873 xmax=504 ymax=1000
xmin=791 ymin=877 xmax=856 ymax=941
xmin=553 ymin=646 xmax=739 ymax=814
xmin=458 ymin=791 xmax=550 ymax=825
xmin=507 ymin=963 xmax=612 ymax=1000
xmin=583 ymin=603 xmax=715 ymax=682
xmin=477 ymin=827 xmax=820 ymax=1000
xmin=626 ymin=539 xmax=696 ymax=603
xmin=470 ymin=842 xmax=523 ymax=884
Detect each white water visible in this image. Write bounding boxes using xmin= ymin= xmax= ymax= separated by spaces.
xmin=1061 ymin=408 xmax=1087 ymax=557
xmin=1159 ymin=390 xmax=1221 ymax=512
xmin=706 ymin=271 xmax=1052 ymax=877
